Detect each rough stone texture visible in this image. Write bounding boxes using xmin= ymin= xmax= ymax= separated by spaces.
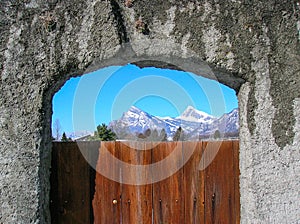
xmin=0 ymin=0 xmax=299 ymax=223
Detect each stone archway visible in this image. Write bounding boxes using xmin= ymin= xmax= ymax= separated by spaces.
xmin=0 ymin=1 xmax=299 ymax=223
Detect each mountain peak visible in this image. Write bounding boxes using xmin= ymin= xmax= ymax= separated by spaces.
xmin=109 ymin=106 xmax=239 ymax=140
xmin=185 ymin=105 xmax=196 ymax=111
xmin=183 ymin=105 xmax=212 ymax=115
xmin=123 ymin=106 xmax=149 ymax=118
xmin=128 ymin=105 xmax=141 ymax=112
xmin=179 ymin=106 xmax=215 ymax=123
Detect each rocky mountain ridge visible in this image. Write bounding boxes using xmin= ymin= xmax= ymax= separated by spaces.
xmin=109 ymin=106 xmax=239 ymax=140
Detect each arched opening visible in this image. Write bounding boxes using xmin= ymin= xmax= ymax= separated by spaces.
xmin=52 ymin=63 xmax=239 ymax=142
xmin=48 ymin=62 xmax=238 ymax=222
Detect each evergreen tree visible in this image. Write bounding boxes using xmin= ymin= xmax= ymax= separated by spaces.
xmin=151 ymin=129 xmax=159 ymax=141
xmin=159 ymin=128 xmax=168 ymax=141
xmin=137 ymin=132 xmax=146 ymax=140
xmin=214 ymin=130 xmax=221 ymax=139
xmin=172 ymin=127 xmax=185 ymax=141
xmin=90 ymin=123 xmax=116 ymax=141
xmin=137 ymin=129 xmax=152 ymax=141
xmin=144 ymin=128 xmax=151 ymax=137
xmin=61 ymin=132 xmax=68 ymax=142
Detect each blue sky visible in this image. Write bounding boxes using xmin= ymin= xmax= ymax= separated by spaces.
xmin=52 ymin=64 xmax=238 ymax=134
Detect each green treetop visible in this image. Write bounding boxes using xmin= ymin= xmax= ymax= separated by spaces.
xmin=90 ymin=123 xmax=117 ymax=141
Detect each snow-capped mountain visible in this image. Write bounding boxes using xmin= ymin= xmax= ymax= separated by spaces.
xmin=109 ymin=106 xmax=169 ymax=135
xmin=178 ymin=105 xmax=216 ymax=123
xmin=109 ymin=106 xmax=239 ymax=140
xmin=214 ymin=108 xmax=239 ymax=134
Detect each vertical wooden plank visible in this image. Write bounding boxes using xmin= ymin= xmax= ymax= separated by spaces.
xmin=121 ymin=141 xmax=153 ymax=224
xmin=50 ymin=142 xmax=92 ymax=224
xmin=50 ymin=142 xmax=59 ymax=224
xmin=92 ymin=141 xmax=121 ymax=224
xmin=78 ymin=141 xmax=100 ymax=224
xmin=233 ymin=140 xmax=241 ymax=224
xmin=183 ymin=141 xmax=205 ymax=224
xmin=204 ymin=141 xmax=235 ymax=224
xmin=153 ymin=142 xmax=184 ymax=224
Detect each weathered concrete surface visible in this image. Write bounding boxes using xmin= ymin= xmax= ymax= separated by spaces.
xmin=0 ymin=0 xmax=299 ymax=223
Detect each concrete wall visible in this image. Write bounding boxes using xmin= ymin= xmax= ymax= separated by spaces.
xmin=0 ymin=0 xmax=299 ymax=223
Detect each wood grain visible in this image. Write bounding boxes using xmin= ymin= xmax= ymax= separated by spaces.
xmin=233 ymin=140 xmax=241 ymax=224
xmin=50 ymin=142 xmax=98 ymax=224
xmin=120 ymin=141 xmax=153 ymax=224
xmin=204 ymin=141 xmax=235 ymax=224
xmin=92 ymin=141 xmax=121 ymax=224
xmin=183 ymin=141 xmax=205 ymax=224
xmin=152 ymin=141 xmax=184 ymax=224
xmin=52 ymin=141 xmax=240 ymax=224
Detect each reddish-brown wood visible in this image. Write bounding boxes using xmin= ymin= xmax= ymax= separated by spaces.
xmin=92 ymin=141 xmax=121 ymax=224
xmin=183 ymin=141 xmax=205 ymax=224
xmin=203 ymin=141 xmax=236 ymax=224
xmin=233 ymin=140 xmax=241 ymax=224
xmin=152 ymin=141 xmax=185 ymax=224
xmin=52 ymin=141 xmax=240 ymax=224
xmin=120 ymin=141 xmax=153 ymax=224
xmin=50 ymin=142 xmax=99 ymax=224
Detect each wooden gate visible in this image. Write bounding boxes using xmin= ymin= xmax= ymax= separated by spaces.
xmin=50 ymin=141 xmax=99 ymax=224
xmin=51 ymin=140 xmax=240 ymax=224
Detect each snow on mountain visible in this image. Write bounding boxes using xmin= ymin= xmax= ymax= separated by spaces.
xmin=213 ymin=108 xmax=239 ymax=133
xmin=178 ymin=106 xmax=216 ymax=123
xmin=109 ymin=106 xmax=169 ymax=136
xmin=109 ymin=106 xmax=239 ymax=140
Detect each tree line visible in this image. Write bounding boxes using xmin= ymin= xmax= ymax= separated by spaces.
xmin=89 ymin=124 xmax=187 ymax=141
xmin=53 ymin=121 xmax=237 ymax=142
